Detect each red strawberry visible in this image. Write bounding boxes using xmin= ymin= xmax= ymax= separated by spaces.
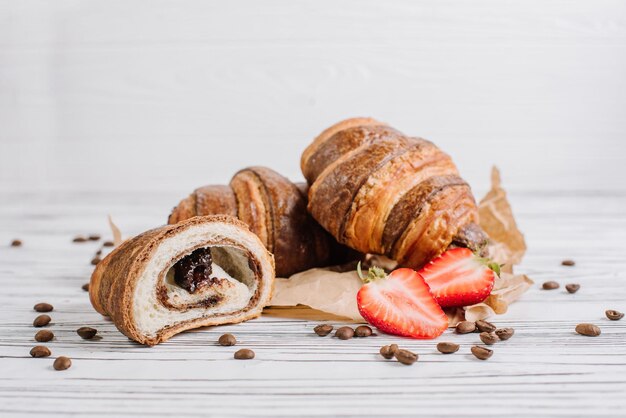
xmin=356 ymin=265 xmax=448 ymax=339
xmin=418 ymin=247 xmax=497 ymax=308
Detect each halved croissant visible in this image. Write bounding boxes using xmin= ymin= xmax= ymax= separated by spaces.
xmin=169 ymin=166 xmax=351 ymax=277
xmin=302 ymin=118 xmax=487 ymax=269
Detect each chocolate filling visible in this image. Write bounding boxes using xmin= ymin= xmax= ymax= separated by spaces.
xmin=173 ymin=247 xmax=214 ymax=293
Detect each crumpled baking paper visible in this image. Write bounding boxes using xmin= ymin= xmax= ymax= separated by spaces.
xmin=269 ymin=166 xmax=532 ymax=324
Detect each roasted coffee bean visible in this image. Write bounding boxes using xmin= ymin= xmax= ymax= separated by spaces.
xmin=542 ymin=281 xmax=559 ymax=290
xmin=11 ymin=239 xmax=22 ymax=247
xmin=380 ymin=344 xmax=398 ymax=359
xmin=77 ymin=327 xmax=98 ymax=340
xmin=471 ymin=345 xmax=493 ymax=360
xmin=95 ymin=249 xmax=102 ymax=256
xmin=234 ymin=349 xmax=255 ymax=360
xmin=335 ymin=326 xmax=354 ymax=340
xmin=475 ymin=320 xmax=496 ymax=333
xmin=103 ymin=240 xmax=115 ymax=247
xmin=73 ymin=236 xmax=87 ymax=243
xmin=313 ymin=324 xmax=333 ymax=336
xmin=34 ymin=303 xmax=53 ymax=312
xmin=575 ymin=323 xmax=601 ymax=337
xmin=30 ymin=346 xmax=51 ymax=358
xmin=33 ymin=314 xmax=51 ymax=327
xmin=354 ymin=325 xmax=373 ymax=337
xmin=90 ymin=257 xmax=101 ymax=266
xmin=437 ymin=342 xmax=460 ymax=354
xmin=88 ymin=234 xmax=101 ymax=241
xmin=53 ymin=356 xmax=72 ymax=370
xmin=394 ymin=349 xmax=418 ymax=365
xmin=606 ymin=310 xmax=624 ymax=321
xmin=218 ymin=333 xmax=237 ymax=346
xmin=565 ymin=284 xmax=580 ymax=294
xmin=35 ymin=330 xmax=54 ymax=343
xmin=82 ymin=283 xmax=90 ymax=292
xmin=495 ymin=328 xmax=514 ymax=341
xmin=479 ymin=332 xmax=498 ymax=345
xmin=561 ymin=259 xmax=576 ymax=266
xmin=455 ymin=321 xmax=476 ymax=334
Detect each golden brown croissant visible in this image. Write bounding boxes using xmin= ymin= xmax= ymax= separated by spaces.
xmin=169 ymin=166 xmax=351 ymax=277
xmin=302 ymin=118 xmax=487 ymax=269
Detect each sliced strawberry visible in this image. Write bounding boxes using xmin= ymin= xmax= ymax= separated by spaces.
xmin=356 ymin=266 xmax=448 ymax=339
xmin=418 ymin=247 xmax=496 ymax=308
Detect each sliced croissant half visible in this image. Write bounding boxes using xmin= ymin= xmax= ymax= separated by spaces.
xmin=89 ymin=215 xmax=274 ymax=346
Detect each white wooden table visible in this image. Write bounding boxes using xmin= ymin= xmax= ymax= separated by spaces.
xmin=1 ymin=190 xmax=625 ymax=417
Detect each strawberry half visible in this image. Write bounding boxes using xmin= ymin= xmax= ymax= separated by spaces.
xmin=356 ymin=265 xmax=448 ymax=339
xmin=418 ymin=247 xmax=497 ymax=308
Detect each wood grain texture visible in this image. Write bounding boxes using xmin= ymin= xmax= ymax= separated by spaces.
xmin=0 ymin=190 xmax=625 ymax=416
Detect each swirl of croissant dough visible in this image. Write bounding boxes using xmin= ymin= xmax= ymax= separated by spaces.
xmin=89 ymin=215 xmax=274 ymax=346
xmin=302 ymin=118 xmax=487 ymax=269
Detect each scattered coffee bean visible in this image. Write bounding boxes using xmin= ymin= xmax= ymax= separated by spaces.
xmin=34 ymin=303 xmax=53 ymax=313
xmin=73 ymin=236 xmax=87 ymax=243
xmin=605 ymin=310 xmax=624 ymax=321
xmin=394 ymin=349 xmax=418 ymax=365
xmin=479 ymin=332 xmax=498 ymax=345
xmin=313 ymin=324 xmax=333 ymax=336
xmin=437 ymin=342 xmax=460 ymax=354
xmin=82 ymin=283 xmax=89 ymax=292
xmin=53 ymin=356 xmax=72 ymax=370
xmin=30 ymin=346 xmax=51 ymax=358
xmin=35 ymin=330 xmax=54 ymax=342
xmin=218 ymin=333 xmax=237 ymax=346
xmin=11 ymin=239 xmax=22 ymax=247
xmin=354 ymin=325 xmax=373 ymax=337
xmin=495 ymin=328 xmax=514 ymax=341
xmin=475 ymin=320 xmax=496 ymax=333
xmin=335 ymin=326 xmax=354 ymax=340
xmin=380 ymin=344 xmax=398 ymax=359
xmin=542 ymin=281 xmax=559 ymax=290
xmin=561 ymin=259 xmax=576 ymax=266
xmin=234 ymin=349 xmax=255 ymax=360
xmin=33 ymin=314 xmax=51 ymax=327
xmin=565 ymin=284 xmax=580 ymax=294
xmin=103 ymin=240 xmax=115 ymax=247
xmin=77 ymin=327 xmax=98 ymax=340
xmin=91 ymin=257 xmax=101 ymax=266
xmin=88 ymin=234 xmax=101 ymax=241
xmin=95 ymin=249 xmax=102 ymax=256
xmin=471 ymin=345 xmax=493 ymax=360
xmin=575 ymin=323 xmax=601 ymax=337
xmin=455 ymin=321 xmax=476 ymax=334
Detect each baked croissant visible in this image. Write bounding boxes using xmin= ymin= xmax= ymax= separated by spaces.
xmin=90 ymin=215 xmax=274 ymax=346
xmin=302 ymin=117 xmax=488 ymax=269
xmin=169 ymin=166 xmax=350 ymax=277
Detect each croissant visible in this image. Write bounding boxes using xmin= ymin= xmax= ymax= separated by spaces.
xmin=89 ymin=215 xmax=274 ymax=346
xmin=301 ymin=117 xmax=488 ymax=269
xmin=169 ymin=166 xmax=350 ymax=277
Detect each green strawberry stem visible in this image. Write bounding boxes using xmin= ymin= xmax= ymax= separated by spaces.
xmin=356 ymin=261 xmax=387 ymax=283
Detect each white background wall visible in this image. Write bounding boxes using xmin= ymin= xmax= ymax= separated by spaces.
xmin=1 ymin=0 xmax=625 ymax=195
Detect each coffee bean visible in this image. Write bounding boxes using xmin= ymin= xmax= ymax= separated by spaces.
xmin=495 ymin=328 xmax=514 ymax=341
xmin=88 ymin=234 xmax=101 ymax=241
xmin=11 ymin=239 xmax=22 ymax=247
xmin=561 ymin=259 xmax=576 ymax=266
xmin=437 ymin=342 xmax=460 ymax=354
xmin=565 ymin=284 xmax=580 ymax=294
xmin=73 ymin=236 xmax=87 ymax=243
xmin=380 ymin=344 xmax=398 ymax=359
xmin=354 ymin=325 xmax=373 ymax=337
xmin=35 ymin=330 xmax=54 ymax=342
xmin=95 ymin=249 xmax=102 ymax=256
xmin=394 ymin=349 xmax=418 ymax=365
xmin=313 ymin=324 xmax=333 ymax=336
xmin=542 ymin=281 xmax=559 ymax=290
xmin=77 ymin=327 xmax=98 ymax=340
xmin=605 ymin=310 xmax=624 ymax=321
xmin=53 ymin=356 xmax=72 ymax=370
xmin=479 ymin=332 xmax=498 ymax=345
xmin=335 ymin=326 xmax=354 ymax=340
xmin=33 ymin=314 xmax=51 ymax=327
xmin=34 ymin=303 xmax=53 ymax=313
xmin=218 ymin=333 xmax=237 ymax=346
xmin=455 ymin=321 xmax=476 ymax=334
xmin=30 ymin=346 xmax=51 ymax=358
xmin=103 ymin=241 xmax=115 ymax=247
xmin=234 ymin=349 xmax=255 ymax=360
xmin=82 ymin=283 xmax=90 ymax=292
xmin=91 ymin=257 xmax=101 ymax=266
xmin=471 ymin=345 xmax=493 ymax=360
xmin=575 ymin=323 xmax=601 ymax=337
xmin=475 ymin=320 xmax=496 ymax=333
